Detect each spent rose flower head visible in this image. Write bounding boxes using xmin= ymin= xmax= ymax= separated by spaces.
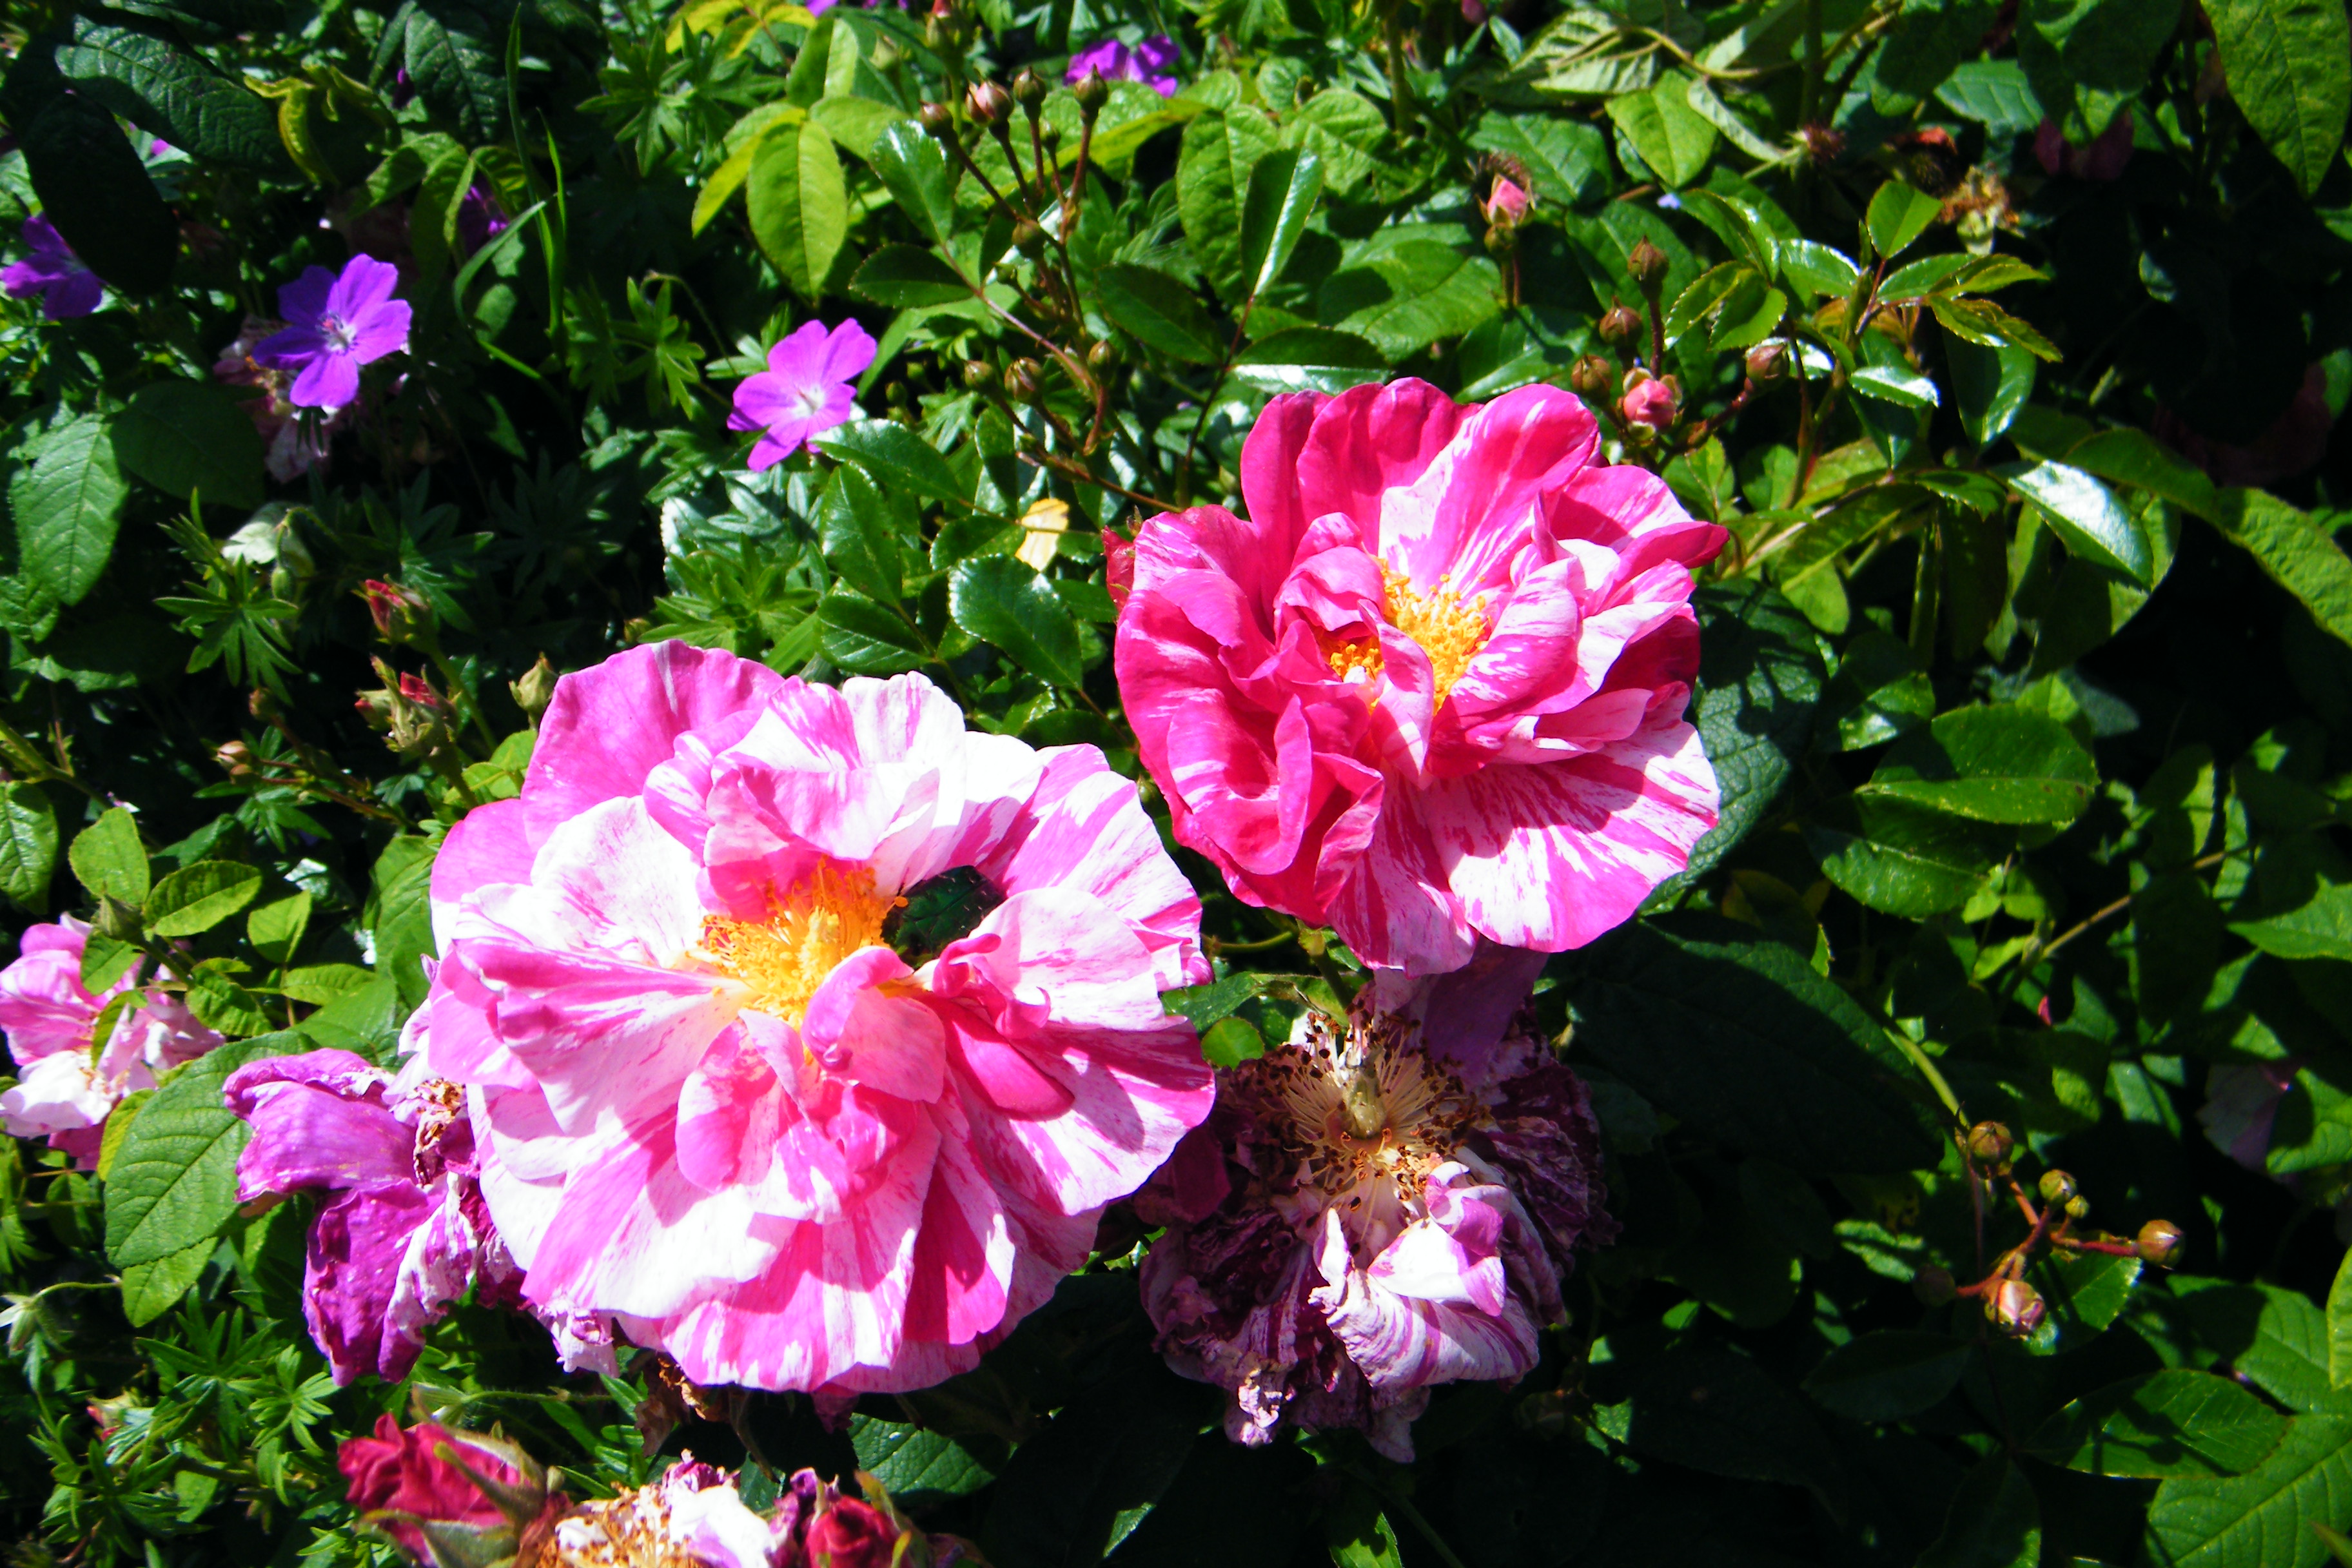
xmin=1113 ymin=378 xmax=1724 ymax=974
xmin=729 ymin=320 xmax=877 ymax=471
xmin=1141 ymin=945 xmax=1614 ymax=1459
xmin=0 ymin=916 xmax=224 ymax=1167
xmin=253 ymin=254 xmax=413 ymax=411
xmin=407 ymin=642 xmax=1214 ymax=1396
xmin=3 ymin=215 xmax=104 ymax=320
xmin=1066 ymin=35 xmax=1179 ymax=97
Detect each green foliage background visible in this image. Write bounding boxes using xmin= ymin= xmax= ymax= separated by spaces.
xmin=6 ymin=0 xmax=2352 ymax=1565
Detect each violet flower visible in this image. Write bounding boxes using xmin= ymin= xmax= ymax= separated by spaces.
xmin=727 ymin=318 xmax=877 ymax=470
xmin=1140 ymin=945 xmax=1614 ymax=1460
xmin=3 ymin=215 xmax=103 ymax=320
xmin=251 ymin=255 xmax=413 ymax=411
xmin=1066 ymin=35 xmax=1179 ymax=98
xmin=224 ymin=1049 xmax=615 ymax=1384
xmin=455 ymin=180 xmax=509 ymax=259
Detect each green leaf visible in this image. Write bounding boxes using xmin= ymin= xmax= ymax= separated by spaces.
xmin=1851 ymin=364 xmax=1941 ymax=409
xmin=1801 ymin=1331 xmax=1974 ymax=1422
xmin=1467 ymin=112 xmax=1609 ymax=205
xmin=17 ymin=92 xmax=178 ymax=295
xmin=368 ymin=835 xmax=438 ymax=1008
xmin=816 ymin=464 xmax=909 ymax=605
xmin=2331 ymin=1247 xmax=2352 ymax=1390
xmin=246 ymin=890 xmax=311 ymax=966
xmin=950 ymin=556 xmax=1086 ymax=690
xmin=819 ymin=589 xmax=928 ymax=676
xmin=110 ymin=382 xmax=266 ymax=511
xmin=2179 ymin=1279 xmax=2340 ymax=1413
xmin=2206 ymin=0 xmax=2351 ymax=196
xmin=103 ymin=1033 xmax=299 ymax=1268
xmin=95 ymin=1088 xmax=150 ymax=1183
xmin=1177 ymin=106 xmax=1282 ymax=291
xmin=1321 ymin=1476 xmax=1402 ymax=1568
xmin=1645 ymin=583 xmax=1823 ymax=904
xmin=184 ymin=962 xmax=270 ymax=1038
xmin=813 ymin=420 xmax=970 ymax=511
xmin=120 ymin=1237 xmax=215 ymax=1327
xmin=1932 ymin=293 xmax=2061 ymax=361
xmin=747 ymin=122 xmax=846 ymax=300
xmin=395 ymin=0 xmax=504 ymax=143
xmin=10 ymin=413 xmax=126 ymax=609
xmin=69 ymin=807 xmax=148 ymax=906
xmin=1229 ymin=328 xmax=1389 ymax=394
xmin=1919 ymin=1456 xmax=2039 ymax=1568
xmin=1821 ymin=627 xmax=1934 ymax=749
xmin=1561 ymin=913 xmax=1942 ymax=1175
xmin=2211 ymin=488 xmax=2352 ymax=651
xmin=2226 ymin=831 xmax=2352 ymax=961
xmin=144 ymin=859 xmax=262 ymax=938
xmin=1857 ymin=704 xmax=2099 ymax=825
xmin=1319 ymin=237 xmax=1503 ymax=360
xmin=850 ymin=245 xmax=973 ymax=309
xmin=1095 ymin=264 xmax=1223 ymax=364
xmin=1866 ymin=179 xmax=1945 ymax=260
xmin=0 ymin=783 xmax=58 ymax=915
xmin=81 ymin=932 xmax=140 ymax=994
xmin=1199 ymin=1015 xmax=1264 ymax=1068
xmin=1779 ymin=239 xmax=1862 ymax=298
xmin=848 ymin=1416 xmax=1001 ymax=1507
xmin=1805 ymin=794 xmax=1997 ymax=916
xmin=54 ymin=19 xmax=288 ymax=172
xmin=870 ymin=120 xmax=957 ymax=244
xmin=2006 ymin=461 xmax=2153 ymax=583
xmin=1238 ymin=148 xmax=1322 ymax=301
xmin=2025 ymin=1369 xmax=2290 ymax=1477
xmin=1606 ymin=75 xmax=1716 ymax=187
xmin=2147 ymin=1391 xmax=2352 ymax=1568
xmin=1623 ymin=1344 xmax=1839 ymax=1500
xmin=280 ymin=963 xmax=377 ymax=1005
xmin=1948 ymin=337 xmax=2037 ymax=447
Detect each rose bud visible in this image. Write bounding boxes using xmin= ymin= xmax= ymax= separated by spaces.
xmin=1984 ymin=1277 xmax=2046 ymax=1338
xmin=2137 ymin=1219 xmax=2185 ymax=1268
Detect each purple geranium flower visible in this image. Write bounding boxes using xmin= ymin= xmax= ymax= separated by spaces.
xmin=251 ymin=255 xmax=412 ymax=411
xmin=3 ymin=215 xmax=104 ymax=320
xmin=1066 ymin=34 xmax=1180 ymax=98
xmin=455 ymin=179 xmax=509 ymax=258
xmin=727 ymin=318 xmax=877 ymax=470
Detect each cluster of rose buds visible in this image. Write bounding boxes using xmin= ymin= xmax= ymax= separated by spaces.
xmin=1573 ymin=238 xmax=1686 ymax=446
xmin=339 ymin=1415 xmax=968 ymax=1568
xmin=1914 ymin=1120 xmax=2185 ymax=1338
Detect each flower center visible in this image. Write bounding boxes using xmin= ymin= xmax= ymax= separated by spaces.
xmin=1238 ymin=1012 xmax=1484 ymax=1205
xmin=698 ymin=862 xmax=901 ymax=1026
xmin=1317 ymin=564 xmax=1493 ymax=703
xmin=319 ymin=312 xmax=357 ymax=354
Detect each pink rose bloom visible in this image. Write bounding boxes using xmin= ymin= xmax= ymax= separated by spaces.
xmin=1113 ymin=379 xmax=1723 ymax=974
xmin=1620 ymin=374 xmax=1676 ymax=433
xmin=729 ymin=320 xmax=877 ymax=471
xmin=408 ymin=642 xmax=1214 ymax=1395
xmin=1142 ymin=945 xmax=1614 ymax=1460
xmin=0 ymin=916 xmax=224 ymax=1167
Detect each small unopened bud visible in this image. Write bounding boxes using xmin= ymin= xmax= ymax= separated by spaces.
xmin=248 ymin=686 xmax=280 ymax=722
xmin=1620 ymin=372 xmax=1677 ymax=434
xmin=1985 ymin=1277 xmax=2046 ymax=1338
xmin=1626 ymin=237 xmax=1668 ymax=291
xmin=2064 ymin=1195 xmax=2092 ymax=1221
xmin=1039 ymin=119 xmax=1064 ymax=151
xmin=1012 ymin=219 xmax=1045 ymax=257
xmin=1003 ymin=358 xmax=1042 ymax=400
xmin=1072 ymin=69 xmax=1111 ymax=116
xmin=1966 ymin=1121 xmax=2014 ymax=1166
xmin=1912 ymin=1265 xmax=1957 ymax=1306
xmin=360 ymin=578 xmax=431 ymax=645
xmin=1745 ymin=341 xmax=1787 ymax=382
xmin=509 ymin=654 xmax=556 ymax=723
xmin=1598 ymin=303 xmax=1642 ymax=348
xmin=1086 ymin=338 xmax=1120 ymax=370
xmin=923 ymin=11 xmax=954 ymax=51
xmin=2137 ymin=1219 xmax=2185 ymax=1268
xmin=918 ymin=101 xmax=956 ymax=139
xmin=885 ymin=380 xmax=911 ymax=409
xmin=214 ymin=740 xmax=256 ymax=779
xmin=966 ymin=81 xmax=1010 ymax=126
xmin=963 ymin=359 xmax=997 ymax=391
xmin=1011 ymin=68 xmax=1048 ymax=108
xmin=1569 ymin=355 xmax=1614 ymax=397
xmin=2038 ymin=1169 xmax=2077 ymax=1206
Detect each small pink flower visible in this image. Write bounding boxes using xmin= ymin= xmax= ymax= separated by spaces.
xmin=3 ymin=215 xmax=103 ymax=320
xmin=1113 ymin=379 xmax=1723 ymax=974
xmin=1143 ymin=948 xmax=1613 ymax=1460
xmin=729 ymin=320 xmax=877 ymax=470
xmin=253 ymin=255 xmax=413 ymax=411
xmin=1620 ymin=373 xmax=1677 ymax=432
xmin=1482 ymin=177 xmax=1529 ymax=227
xmin=0 ymin=917 xmax=223 ymax=1167
xmin=409 ymin=642 xmax=1215 ymax=1395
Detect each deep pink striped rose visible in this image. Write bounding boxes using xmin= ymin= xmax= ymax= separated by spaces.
xmin=1112 ymin=379 xmax=1725 ymax=974
xmin=407 ymin=642 xmax=1213 ymax=1396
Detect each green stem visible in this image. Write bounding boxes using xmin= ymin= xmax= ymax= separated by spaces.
xmin=1385 ymin=1489 xmax=1471 ymax=1568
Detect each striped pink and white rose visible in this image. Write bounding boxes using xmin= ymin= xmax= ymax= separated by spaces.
xmin=1112 ymin=378 xmax=1724 ymax=975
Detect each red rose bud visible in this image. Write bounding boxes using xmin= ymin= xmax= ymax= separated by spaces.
xmin=2137 ymin=1219 xmax=2185 ymax=1268
xmin=1569 ymin=355 xmax=1614 ymax=397
xmin=1965 ymin=1121 xmax=2013 ymax=1166
xmin=1985 ymin=1277 xmax=2045 ymax=1337
xmin=398 ymin=672 xmax=446 ymax=710
xmin=1483 ymin=176 xmax=1529 ymax=228
xmin=1011 ymin=67 xmax=1048 ymax=108
xmin=917 ymin=101 xmax=956 ymax=138
xmin=360 ymin=579 xmax=430 ymax=643
xmin=1620 ymin=373 xmax=1677 ymax=433
xmin=1072 ymin=68 xmax=1111 ymax=115
xmin=1744 ymin=341 xmax=1787 ymax=382
xmin=966 ymin=80 xmax=1011 ymax=126
xmin=1626 ymin=237 xmax=1668 ymax=291
xmin=805 ymin=1496 xmax=899 ymax=1568
xmin=509 ymin=654 xmax=556 ymax=722
xmin=338 ymin=1416 xmax=533 ymax=1564
xmin=1598 ymin=303 xmax=1642 ymax=347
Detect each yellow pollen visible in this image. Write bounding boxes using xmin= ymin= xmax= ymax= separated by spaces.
xmin=1235 ymin=1012 xmax=1484 ymax=1202
xmin=697 ymin=862 xmax=901 ymax=1026
xmin=1317 ymin=565 xmax=1493 ymax=703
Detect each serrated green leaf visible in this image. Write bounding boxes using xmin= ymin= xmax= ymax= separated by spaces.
xmin=280 ymin=963 xmax=377 ymax=1005
xmin=1177 ymin=105 xmax=1281 ymax=291
xmin=144 ymin=860 xmax=261 ymax=937
xmin=103 ymin=1033 xmax=298 ymax=1268
xmin=949 ymin=556 xmax=1086 ymax=689
xmin=1920 ymin=1456 xmax=2038 ymax=1568
xmin=369 ymin=835 xmax=438 ymax=1008
xmin=0 ymin=783 xmax=59 ymax=915
xmin=870 ymin=120 xmax=957 ymax=244
xmin=55 ymin=19 xmax=288 ymax=172
xmin=1805 ymin=794 xmax=1998 ymax=916
xmin=1866 ymin=179 xmax=1944 ymax=260
xmin=816 ymin=463 xmax=908 ymax=603
xmin=1095 ymin=264 xmax=1223 ymax=364
xmin=1607 ymin=75 xmax=1716 ymax=187
xmin=1239 ymin=147 xmax=1321 ymax=301
xmin=18 ymin=93 xmax=178 ymax=295
xmin=121 ymin=1236 xmax=216 ymax=1326
xmin=1230 ymin=328 xmax=1388 ymax=394
xmin=2147 ymin=1391 xmax=2352 ymax=1568
xmin=813 ymin=420 xmax=970 ymax=511
xmin=818 ymin=589 xmax=928 ymax=675
xmin=2006 ymin=461 xmax=2153 ymax=583
xmin=747 ymin=121 xmax=845 ymax=300
xmin=246 ymin=890 xmax=310 ymax=966
xmin=850 ymin=245 xmax=972 ymax=309
xmin=1859 ymin=705 xmax=2099 ymax=824
xmin=2207 ymin=0 xmax=2351 ymax=197
xmin=2026 ymin=1369 xmax=2289 ymax=1477
xmin=69 ymin=806 xmax=148 ymax=906
xmin=111 ymin=382 xmax=265 ymax=511
xmin=11 ymin=414 xmax=126 ymax=609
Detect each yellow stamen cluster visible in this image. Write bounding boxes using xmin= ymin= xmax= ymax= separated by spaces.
xmin=1316 ymin=565 xmax=1493 ymax=703
xmin=698 ymin=862 xmax=901 ymax=1026
xmin=1236 ymin=1012 xmax=1484 ymax=1203
xmin=542 ymin=1488 xmax=700 ymax=1568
